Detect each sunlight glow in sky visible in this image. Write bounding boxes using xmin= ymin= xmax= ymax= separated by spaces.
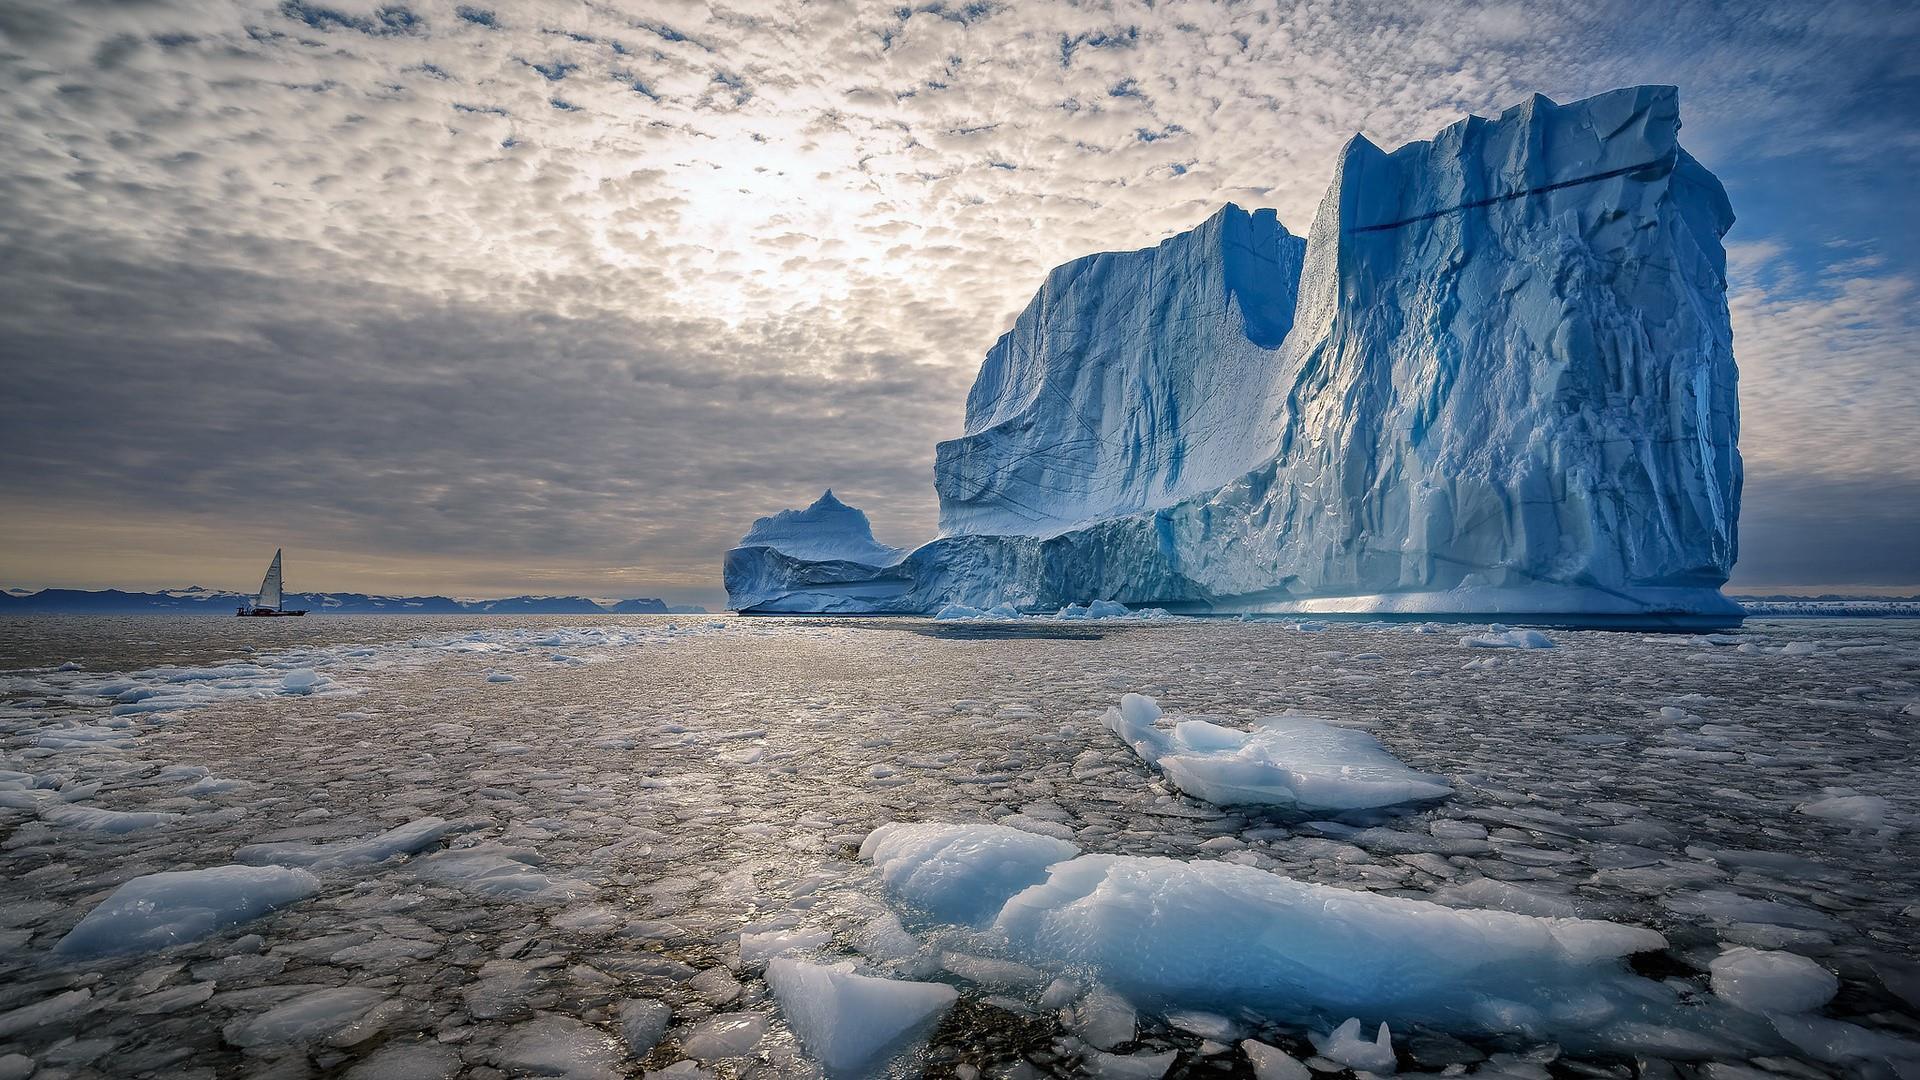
xmin=1 ymin=0 xmax=1916 ymax=603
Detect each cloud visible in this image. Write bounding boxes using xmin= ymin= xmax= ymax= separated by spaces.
xmin=1 ymin=0 xmax=1916 ymax=599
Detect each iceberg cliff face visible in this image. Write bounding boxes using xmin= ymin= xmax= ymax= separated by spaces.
xmin=725 ymin=86 xmax=1743 ymax=623
xmin=935 ymin=205 xmax=1305 ymax=538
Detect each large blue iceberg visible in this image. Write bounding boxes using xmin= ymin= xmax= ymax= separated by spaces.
xmin=726 ymin=86 xmax=1743 ymax=624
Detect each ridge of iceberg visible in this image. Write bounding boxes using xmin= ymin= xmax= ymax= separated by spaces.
xmin=726 ymin=86 xmax=1743 ymax=625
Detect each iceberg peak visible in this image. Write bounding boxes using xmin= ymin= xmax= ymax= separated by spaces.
xmin=735 ymin=490 xmax=902 ymax=567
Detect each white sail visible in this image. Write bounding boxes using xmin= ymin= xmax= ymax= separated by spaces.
xmin=257 ymin=549 xmax=283 ymax=611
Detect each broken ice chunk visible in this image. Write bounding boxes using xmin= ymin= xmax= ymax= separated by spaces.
xmin=1460 ymin=627 xmax=1555 ymax=649
xmin=678 ymin=1011 xmax=769 ymax=1060
xmin=1243 ymin=1039 xmax=1312 ymax=1080
xmin=1101 ymin=694 xmax=1451 ymax=811
xmin=765 ymin=958 xmax=958 ymax=1075
xmin=55 ymin=864 xmax=320 ymax=957
xmin=234 ymin=816 xmax=461 ymax=869
xmin=1709 ymin=948 xmax=1838 ymax=1014
xmin=222 ymin=987 xmax=391 ymax=1049
xmin=1312 ymin=1018 xmax=1397 ymax=1074
xmin=494 ymin=1014 xmax=624 ymax=1079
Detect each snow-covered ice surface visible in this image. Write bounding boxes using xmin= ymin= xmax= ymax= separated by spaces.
xmin=1 ymin=613 xmax=1916 ymax=1079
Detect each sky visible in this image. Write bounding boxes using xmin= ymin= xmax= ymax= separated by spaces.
xmin=1 ymin=0 xmax=1916 ymax=607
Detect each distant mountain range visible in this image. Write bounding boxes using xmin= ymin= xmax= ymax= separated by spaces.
xmin=0 ymin=587 xmax=706 ymax=616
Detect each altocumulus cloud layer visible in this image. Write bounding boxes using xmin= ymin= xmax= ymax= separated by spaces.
xmin=1 ymin=0 xmax=1916 ymax=603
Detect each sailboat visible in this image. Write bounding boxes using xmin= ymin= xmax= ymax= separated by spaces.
xmin=236 ymin=549 xmax=308 ymax=617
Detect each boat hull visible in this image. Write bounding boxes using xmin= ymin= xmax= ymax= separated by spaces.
xmin=236 ymin=608 xmax=307 ymax=617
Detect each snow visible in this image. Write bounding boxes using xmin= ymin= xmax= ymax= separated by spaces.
xmin=859 ymin=822 xmax=1080 ymax=925
xmin=54 ymin=864 xmax=321 ymax=957
xmin=1102 ymin=693 xmax=1452 ymax=811
xmin=1709 ymin=948 xmax=1838 ymax=1014
xmin=765 ymin=958 xmax=958 ymax=1074
xmin=722 ymin=86 xmax=1742 ymax=622
xmin=1312 ymin=1018 xmax=1397 ymax=1074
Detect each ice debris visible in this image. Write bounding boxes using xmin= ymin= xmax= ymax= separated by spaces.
xmin=766 ymin=958 xmax=959 ymax=1075
xmin=859 ymin=823 xmax=1754 ymax=1053
xmin=1709 ymin=948 xmax=1839 ymax=1014
xmin=55 ymin=864 xmax=321 ymax=957
xmin=1460 ymin=626 xmax=1556 ymax=649
xmin=1312 ymin=1017 xmax=1397 ymax=1074
xmin=234 ymin=815 xmax=463 ymax=868
xmin=1101 ymin=693 xmax=1451 ymax=811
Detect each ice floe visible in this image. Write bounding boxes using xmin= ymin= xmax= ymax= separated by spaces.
xmin=1460 ymin=626 xmax=1556 ymax=649
xmin=1101 ymin=693 xmax=1451 ymax=811
xmin=859 ymin=822 xmax=1777 ymax=1055
xmin=55 ymin=864 xmax=321 ymax=957
xmin=1710 ymin=948 xmax=1839 ymax=1014
xmin=234 ymin=815 xmax=465 ymax=868
xmin=766 ymin=958 xmax=958 ymax=1075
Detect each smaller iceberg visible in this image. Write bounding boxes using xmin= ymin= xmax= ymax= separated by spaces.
xmin=1102 ymin=694 xmax=1451 ymax=812
xmin=736 ymin=490 xmax=903 ymax=565
xmin=723 ymin=491 xmax=912 ymax=613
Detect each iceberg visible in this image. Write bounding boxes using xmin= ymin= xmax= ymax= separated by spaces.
xmin=723 ymin=491 xmax=912 ymax=614
xmin=726 ymin=86 xmax=1742 ymax=625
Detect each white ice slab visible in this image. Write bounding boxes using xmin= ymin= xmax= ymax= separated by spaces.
xmin=1102 ymin=694 xmax=1451 ymax=811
